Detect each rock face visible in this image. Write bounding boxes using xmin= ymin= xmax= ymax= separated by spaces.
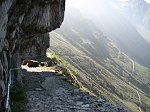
xmin=0 ymin=0 xmax=65 ymax=109
xmin=20 ymin=33 xmax=50 ymax=59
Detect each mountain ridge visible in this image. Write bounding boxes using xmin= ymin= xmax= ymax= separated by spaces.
xmin=49 ymin=31 xmax=150 ymax=112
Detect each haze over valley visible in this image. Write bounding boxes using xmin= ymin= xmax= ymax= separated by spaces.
xmin=49 ymin=0 xmax=150 ymax=111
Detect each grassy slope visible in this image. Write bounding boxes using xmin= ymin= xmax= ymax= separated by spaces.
xmin=49 ymin=31 xmax=150 ymax=112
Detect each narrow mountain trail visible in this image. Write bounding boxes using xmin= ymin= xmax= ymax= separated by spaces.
xmin=116 ymin=49 xmax=142 ymax=112
xmin=131 ymin=60 xmax=142 ymax=112
xmin=136 ymin=90 xmax=142 ymax=112
xmin=117 ymin=49 xmax=121 ymax=59
xmin=131 ymin=60 xmax=135 ymax=74
xmin=22 ymin=66 xmax=127 ymax=112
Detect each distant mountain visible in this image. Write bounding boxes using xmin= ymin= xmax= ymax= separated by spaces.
xmin=90 ymin=0 xmax=150 ymax=68
xmin=111 ymin=0 xmax=150 ymax=43
xmin=143 ymin=8 xmax=150 ymax=30
xmin=111 ymin=0 xmax=149 ymax=22
xmin=49 ymin=5 xmax=150 ymax=111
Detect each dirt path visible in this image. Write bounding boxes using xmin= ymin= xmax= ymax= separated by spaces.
xmin=116 ymin=49 xmax=142 ymax=112
xmin=136 ymin=90 xmax=142 ymax=112
xmin=131 ymin=60 xmax=135 ymax=74
xmin=22 ymin=66 xmax=127 ymax=112
xmin=117 ymin=49 xmax=121 ymax=59
xmin=131 ymin=60 xmax=142 ymax=112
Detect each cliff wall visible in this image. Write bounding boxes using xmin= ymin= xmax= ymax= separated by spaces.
xmin=0 ymin=0 xmax=65 ymax=109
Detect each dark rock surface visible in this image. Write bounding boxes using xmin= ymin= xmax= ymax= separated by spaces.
xmin=27 ymin=60 xmax=39 ymax=67
xmin=20 ymin=33 xmax=50 ymax=59
xmin=0 ymin=0 xmax=66 ymax=109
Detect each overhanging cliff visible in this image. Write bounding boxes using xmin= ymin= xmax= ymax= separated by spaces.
xmin=0 ymin=0 xmax=65 ymax=110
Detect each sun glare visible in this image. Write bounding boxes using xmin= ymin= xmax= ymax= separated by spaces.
xmin=145 ymin=0 xmax=150 ymax=4
xmin=66 ymin=0 xmax=85 ymax=8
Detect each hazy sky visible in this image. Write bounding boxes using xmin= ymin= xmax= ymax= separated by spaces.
xmin=145 ymin=0 xmax=150 ymax=3
xmin=67 ymin=0 xmax=150 ymax=7
xmin=66 ymin=0 xmax=150 ymax=15
xmin=66 ymin=0 xmax=105 ymax=11
xmin=120 ymin=0 xmax=150 ymax=3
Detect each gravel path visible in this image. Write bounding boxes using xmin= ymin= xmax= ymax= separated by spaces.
xmin=22 ymin=66 xmax=127 ymax=112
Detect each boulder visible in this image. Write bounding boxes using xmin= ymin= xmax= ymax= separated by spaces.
xmin=22 ymin=60 xmax=28 ymax=65
xmin=27 ymin=60 xmax=39 ymax=67
xmin=40 ymin=62 xmax=48 ymax=67
xmin=47 ymin=59 xmax=57 ymax=67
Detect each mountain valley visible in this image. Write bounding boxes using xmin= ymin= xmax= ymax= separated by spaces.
xmin=49 ymin=2 xmax=150 ymax=111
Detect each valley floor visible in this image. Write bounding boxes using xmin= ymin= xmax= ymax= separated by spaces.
xmin=22 ymin=66 xmax=127 ymax=112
